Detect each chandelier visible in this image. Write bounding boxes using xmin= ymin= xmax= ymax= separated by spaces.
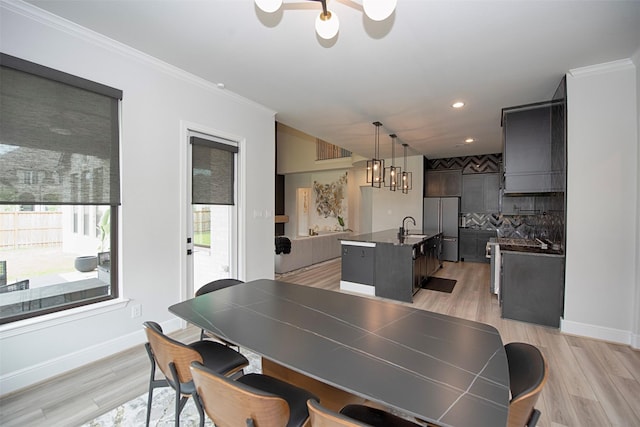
xmin=255 ymin=0 xmax=397 ymax=40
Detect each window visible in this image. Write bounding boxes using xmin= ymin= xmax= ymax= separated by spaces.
xmin=0 ymin=54 xmax=122 ymax=324
xmin=316 ymin=138 xmax=351 ymax=161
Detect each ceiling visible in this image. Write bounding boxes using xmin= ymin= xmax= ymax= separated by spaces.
xmin=25 ymin=0 xmax=640 ymax=160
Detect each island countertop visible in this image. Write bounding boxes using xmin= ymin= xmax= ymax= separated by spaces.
xmin=340 ymin=228 xmax=441 ymax=246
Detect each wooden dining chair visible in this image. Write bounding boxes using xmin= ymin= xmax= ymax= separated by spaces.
xmin=307 ymin=399 xmax=372 ymax=427
xmin=505 ymin=342 xmax=548 ymax=427
xmin=195 ymin=278 xmax=244 ymax=342
xmin=143 ymin=321 xmax=249 ymax=427
xmin=190 ymin=361 xmax=318 ymax=427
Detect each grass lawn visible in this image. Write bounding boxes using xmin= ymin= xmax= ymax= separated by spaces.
xmin=194 ymin=231 xmax=210 ymax=247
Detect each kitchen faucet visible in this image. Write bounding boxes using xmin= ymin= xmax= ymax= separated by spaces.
xmin=400 ymin=216 xmax=416 ymax=236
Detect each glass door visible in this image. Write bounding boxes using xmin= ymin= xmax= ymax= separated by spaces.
xmin=187 ymin=132 xmax=238 ymax=298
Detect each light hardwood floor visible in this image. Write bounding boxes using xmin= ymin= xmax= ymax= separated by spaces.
xmin=1 ymin=259 xmax=639 ymax=426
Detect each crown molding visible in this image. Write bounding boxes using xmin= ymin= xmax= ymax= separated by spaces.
xmin=568 ymin=58 xmax=635 ymax=78
xmin=1 ymin=0 xmax=276 ymax=116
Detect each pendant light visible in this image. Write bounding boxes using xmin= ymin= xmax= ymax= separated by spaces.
xmin=314 ymin=1 xmax=339 ymax=40
xmin=366 ymin=121 xmax=385 ymax=188
xmin=255 ymin=0 xmax=395 ymax=40
xmin=401 ymin=143 xmax=412 ymax=194
xmin=384 ymin=134 xmax=401 ymax=191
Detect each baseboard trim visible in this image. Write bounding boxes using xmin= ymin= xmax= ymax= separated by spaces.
xmin=560 ymin=318 xmax=632 ymax=346
xmin=0 ymin=317 xmax=182 ymax=395
xmin=340 ymin=280 xmax=375 ymax=296
xmin=631 ymin=333 xmax=640 ymax=350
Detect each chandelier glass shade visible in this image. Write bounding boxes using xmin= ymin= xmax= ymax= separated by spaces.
xmin=255 ymin=0 xmax=396 ymax=40
xmin=255 ymin=0 xmax=283 ymax=13
xmin=384 ymin=134 xmax=401 ymax=191
xmin=401 ymin=143 xmax=412 ymax=194
xmin=363 ymin=0 xmax=397 ymax=21
xmin=366 ymin=121 xmax=385 ymax=188
xmin=315 ymin=8 xmax=339 ymax=39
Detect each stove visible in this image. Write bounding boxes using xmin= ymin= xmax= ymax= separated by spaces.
xmin=496 ymin=238 xmax=542 ymax=248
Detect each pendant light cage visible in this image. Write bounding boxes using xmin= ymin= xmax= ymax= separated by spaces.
xmin=366 ymin=121 xmax=385 ymax=188
xmin=401 ymin=143 xmax=412 ymax=194
xmin=384 ymin=134 xmax=401 ymax=191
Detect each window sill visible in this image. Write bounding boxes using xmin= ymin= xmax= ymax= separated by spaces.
xmin=0 ymin=297 xmax=130 ymax=339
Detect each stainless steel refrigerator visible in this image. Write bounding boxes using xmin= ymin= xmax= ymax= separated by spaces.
xmin=423 ymin=197 xmax=459 ymax=262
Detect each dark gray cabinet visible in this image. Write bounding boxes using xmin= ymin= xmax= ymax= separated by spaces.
xmin=373 ymin=235 xmax=442 ymax=303
xmin=341 ymin=245 xmax=375 ymax=285
xmin=501 ymin=252 xmax=564 ymax=328
xmin=502 ymin=104 xmax=563 ymax=193
xmin=425 ymin=234 xmax=442 ymax=277
xmin=461 ymin=173 xmax=500 ymax=213
xmin=374 ymin=243 xmax=414 ymax=303
xmin=459 ymin=229 xmax=495 ymax=263
xmin=425 ymin=170 xmax=462 ymax=197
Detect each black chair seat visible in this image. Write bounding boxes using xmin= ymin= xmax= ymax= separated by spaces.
xmin=340 ymin=404 xmax=420 ymax=427
xmin=238 ymin=373 xmax=318 ymax=427
xmin=189 ymin=340 xmax=248 ymax=374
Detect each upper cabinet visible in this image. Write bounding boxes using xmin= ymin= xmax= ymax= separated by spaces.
xmin=425 ymin=169 xmax=462 ymax=197
xmin=502 ymin=100 xmax=565 ymax=193
xmin=461 ymin=173 xmax=500 ymax=213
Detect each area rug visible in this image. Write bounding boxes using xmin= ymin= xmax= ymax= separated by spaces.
xmin=422 ymin=277 xmax=457 ymax=293
xmin=82 ymin=349 xmax=261 ymax=427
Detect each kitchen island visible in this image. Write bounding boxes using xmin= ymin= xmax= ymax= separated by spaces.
xmin=339 ymin=229 xmax=442 ymax=302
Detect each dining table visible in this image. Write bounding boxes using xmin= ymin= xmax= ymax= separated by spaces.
xmin=169 ymin=279 xmax=510 ymax=427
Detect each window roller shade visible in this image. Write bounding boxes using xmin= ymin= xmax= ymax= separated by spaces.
xmin=190 ymin=136 xmax=238 ymax=205
xmin=0 ymin=54 xmax=121 ymax=206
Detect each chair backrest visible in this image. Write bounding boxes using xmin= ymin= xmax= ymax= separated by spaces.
xmin=143 ymin=321 xmax=202 ymax=386
xmin=505 ymin=342 xmax=548 ymax=427
xmin=190 ymin=361 xmax=290 ymax=427
xmin=307 ymin=399 xmax=370 ymax=427
xmin=196 ymin=278 xmax=244 ymax=297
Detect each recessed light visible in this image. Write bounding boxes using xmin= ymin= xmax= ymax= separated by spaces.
xmin=452 ymin=101 xmax=465 ymax=109
xmin=464 ymin=138 xmax=474 ymax=144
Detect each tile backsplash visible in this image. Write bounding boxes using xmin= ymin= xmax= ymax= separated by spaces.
xmin=428 ymin=153 xmax=566 ymax=244
xmin=461 ymin=211 xmax=564 ymax=243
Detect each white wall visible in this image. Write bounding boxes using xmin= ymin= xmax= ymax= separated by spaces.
xmin=564 ymin=59 xmax=639 ymax=347
xmin=633 ymin=48 xmax=640 ymax=349
xmin=371 ymin=155 xmax=425 ymax=233
xmin=283 ymin=153 xmax=425 ymax=237
xmin=0 ymin=1 xmax=276 ymax=393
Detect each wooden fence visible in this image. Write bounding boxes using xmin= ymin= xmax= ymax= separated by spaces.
xmin=0 ymin=211 xmax=63 ymax=249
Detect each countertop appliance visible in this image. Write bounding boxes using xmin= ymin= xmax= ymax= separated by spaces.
xmin=423 ymin=197 xmax=459 ymax=262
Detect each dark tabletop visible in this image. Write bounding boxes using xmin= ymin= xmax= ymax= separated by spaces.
xmin=169 ymin=279 xmax=509 ymax=427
